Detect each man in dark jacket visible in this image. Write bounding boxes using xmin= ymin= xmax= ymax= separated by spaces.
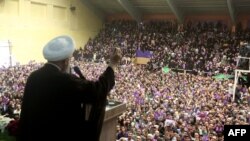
xmin=17 ymin=36 xmax=122 ymax=141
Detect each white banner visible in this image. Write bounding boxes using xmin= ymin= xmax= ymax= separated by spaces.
xmin=0 ymin=40 xmax=11 ymax=68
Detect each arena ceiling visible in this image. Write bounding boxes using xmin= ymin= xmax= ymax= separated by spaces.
xmin=81 ymin=0 xmax=250 ymax=23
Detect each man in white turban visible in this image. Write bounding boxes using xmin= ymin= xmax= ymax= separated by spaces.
xmin=17 ymin=35 xmax=122 ymax=141
xmin=42 ymin=35 xmax=75 ymax=73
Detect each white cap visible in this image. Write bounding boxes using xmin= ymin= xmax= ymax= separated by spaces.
xmin=43 ymin=35 xmax=75 ymax=61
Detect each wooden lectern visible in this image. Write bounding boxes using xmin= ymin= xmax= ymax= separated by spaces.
xmin=99 ymin=102 xmax=126 ymax=141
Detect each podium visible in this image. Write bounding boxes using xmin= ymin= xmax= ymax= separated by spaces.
xmin=100 ymin=102 xmax=126 ymax=141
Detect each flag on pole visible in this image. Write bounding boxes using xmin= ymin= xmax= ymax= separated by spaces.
xmin=135 ymin=50 xmax=153 ymax=64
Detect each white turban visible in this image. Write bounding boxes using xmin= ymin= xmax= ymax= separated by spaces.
xmin=43 ymin=35 xmax=75 ymax=61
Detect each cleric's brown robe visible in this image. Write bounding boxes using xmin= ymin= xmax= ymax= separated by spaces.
xmin=17 ymin=63 xmax=115 ymax=141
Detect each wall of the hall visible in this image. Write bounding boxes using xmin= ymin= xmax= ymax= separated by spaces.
xmin=184 ymin=14 xmax=232 ymax=26
xmin=238 ymin=14 xmax=250 ymax=29
xmin=106 ymin=13 xmax=178 ymax=21
xmin=0 ymin=0 xmax=102 ymax=64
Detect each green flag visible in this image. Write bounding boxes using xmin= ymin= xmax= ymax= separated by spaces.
xmin=162 ymin=66 xmax=170 ymax=73
xmin=213 ymin=74 xmax=234 ymax=80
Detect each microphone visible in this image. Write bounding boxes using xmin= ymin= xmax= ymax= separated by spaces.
xmin=73 ymin=66 xmax=86 ymax=80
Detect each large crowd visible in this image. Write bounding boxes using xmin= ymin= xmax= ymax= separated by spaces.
xmin=80 ymin=20 xmax=250 ymax=74
xmin=0 ymin=20 xmax=250 ymax=141
xmin=0 ymin=61 xmax=42 ymax=119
